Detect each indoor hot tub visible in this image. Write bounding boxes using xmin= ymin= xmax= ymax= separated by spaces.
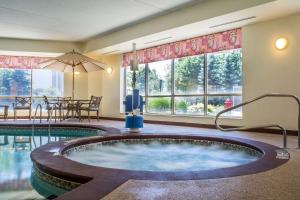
xmin=64 ymin=138 xmax=262 ymax=172
xmin=31 ymin=134 xmax=289 ymax=200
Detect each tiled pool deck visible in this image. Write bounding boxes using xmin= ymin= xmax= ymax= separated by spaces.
xmin=1 ymin=119 xmax=300 ymax=200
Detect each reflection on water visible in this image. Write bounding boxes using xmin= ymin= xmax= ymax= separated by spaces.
xmin=0 ymin=127 xmax=102 ymax=200
xmin=0 ymin=135 xmax=70 ymax=200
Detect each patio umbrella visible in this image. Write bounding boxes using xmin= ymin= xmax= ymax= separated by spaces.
xmin=39 ymin=50 xmax=106 ymax=99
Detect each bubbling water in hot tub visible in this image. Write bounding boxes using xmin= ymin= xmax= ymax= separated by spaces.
xmin=65 ymin=139 xmax=262 ymax=172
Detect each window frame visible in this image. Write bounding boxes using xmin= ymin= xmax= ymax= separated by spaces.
xmin=0 ymin=68 xmax=64 ymax=110
xmin=124 ymin=49 xmax=242 ymax=117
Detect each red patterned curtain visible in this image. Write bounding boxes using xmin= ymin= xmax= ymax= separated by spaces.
xmin=122 ymin=28 xmax=241 ymax=66
xmin=0 ymin=55 xmax=48 ymax=70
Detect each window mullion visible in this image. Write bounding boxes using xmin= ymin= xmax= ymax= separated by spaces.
xmin=145 ymin=63 xmax=149 ymax=113
xmin=204 ymin=54 xmax=208 ymax=116
xmin=123 ymin=68 xmax=127 ymax=97
xmin=30 ymin=69 xmax=33 ymax=104
xmin=171 ymin=59 xmax=175 ymax=115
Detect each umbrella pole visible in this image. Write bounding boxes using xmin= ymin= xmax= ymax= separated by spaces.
xmin=72 ymin=67 xmax=75 ymax=100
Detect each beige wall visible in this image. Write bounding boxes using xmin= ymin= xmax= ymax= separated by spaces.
xmin=62 ymin=53 xmax=122 ymax=117
xmin=83 ymin=13 xmax=300 ymax=130
xmin=242 ymin=13 xmax=300 ymax=130
xmin=88 ymin=71 xmax=102 ymax=98
xmin=98 ymin=55 xmax=123 ymax=117
xmin=64 ymin=72 xmax=88 ymax=99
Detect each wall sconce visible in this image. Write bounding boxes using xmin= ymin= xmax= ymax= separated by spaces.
xmin=275 ymin=37 xmax=288 ymax=50
xmin=107 ymin=67 xmax=113 ymax=74
xmin=74 ymin=71 xmax=80 ymax=75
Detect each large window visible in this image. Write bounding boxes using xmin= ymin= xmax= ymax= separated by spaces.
xmin=148 ymin=60 xmax=172 ymax=96
xmin=124 ymin=49 xmax=242 ymax=117
xmin=0 ymin=68 xmax=64 ymax=110
xmin=32 ymin=69 xmax=63 ymax=97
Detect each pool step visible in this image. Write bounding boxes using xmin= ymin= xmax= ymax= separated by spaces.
xmin=13 ymin=136 xmax=32 ymax=150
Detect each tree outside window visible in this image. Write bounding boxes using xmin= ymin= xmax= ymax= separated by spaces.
xmin=0 ymin=69 xmax=30 ymax=96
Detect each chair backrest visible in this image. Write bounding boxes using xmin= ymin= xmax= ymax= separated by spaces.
xmin=43 ymin=96 xmax=49 ymax=105
xmin=57 ymin=97 xmax=71 ymax=107
xmin=15 ymin=97 xmax=31 ymax=107
xmin=90 ymin=96 xmax=102 ymax=109
xmin=57 ymin=97 xmax=71 ymax=101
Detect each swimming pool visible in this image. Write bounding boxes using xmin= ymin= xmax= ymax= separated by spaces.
xmin=0 ymin=125 xmax=106 ymax=200
xmin=65 ymin=139 xmax=262 ymax=172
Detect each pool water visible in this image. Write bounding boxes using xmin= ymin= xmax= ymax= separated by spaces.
xmin=0 ymin=127 xmax=103 ymax=200
xmin=65 ymin=139 xmax=262 ymax=172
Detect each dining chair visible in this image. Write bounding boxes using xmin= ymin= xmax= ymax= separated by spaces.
xmin=43 ymin=96 xmax=61 ymax=122
xmin=12 ymin=97 xmax=32 ymax=120
xmin=57 ymin=97 xmax=71 ymax=120
xmin=78 ymin=96 xmax=102 ymax=122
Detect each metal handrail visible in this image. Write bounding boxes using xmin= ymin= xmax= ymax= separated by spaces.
xmin=47 ymin=107 xmax=54 ymax=142
xmin=32 ymin=104 xmax=43 ymax=148
xmin=215 ymin=94 xmax=300 ymax=149
xmin=32 ymin=104 xmax=54 ymax=147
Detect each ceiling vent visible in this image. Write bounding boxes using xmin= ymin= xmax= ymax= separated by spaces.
xmin=144 ymin=36 xmax=172 ymax=45
xmin=209 ymin=16 xmax=256 ymax=28
xmin=101 ymin=50 xmax=121 ymax=55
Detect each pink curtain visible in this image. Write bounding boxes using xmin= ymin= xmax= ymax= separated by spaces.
xmin=0 ymin=55 xmax=48 ymax=70
xmin=122 ymin=28 xmax=241 ymax=66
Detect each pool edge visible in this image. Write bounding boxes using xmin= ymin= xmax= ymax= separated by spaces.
xmin=30 ymin=134 xmax=289 ymax=200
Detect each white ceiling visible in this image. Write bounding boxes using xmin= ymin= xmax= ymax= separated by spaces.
xmin=96 ymin=0 xmax=300 ymax=55
xmin=0 ymin=0 xmax=198 ymax=41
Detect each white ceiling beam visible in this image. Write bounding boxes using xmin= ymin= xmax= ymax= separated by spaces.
xmin=0 ymin=38 xmax=83 ymax=54
xmin=83 ymin=0 xmax=275 ymax=53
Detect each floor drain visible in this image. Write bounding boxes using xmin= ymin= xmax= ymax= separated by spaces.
xmin=276 ymin=149 xmax=290 ymax=159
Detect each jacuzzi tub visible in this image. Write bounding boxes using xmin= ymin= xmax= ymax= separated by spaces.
xmin=64 ymin=138 xmax=262 ymax=172
xmin=30 ymin=134 xmax=289 ymax=200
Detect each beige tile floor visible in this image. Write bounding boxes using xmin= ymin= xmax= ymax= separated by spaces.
xmin=1 ymin=119 xmax=299 ymax=200
xmin=92 ymin=120 xmax=300 ymax=200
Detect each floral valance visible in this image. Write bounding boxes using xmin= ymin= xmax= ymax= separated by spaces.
xmin=0 ymin=55 xmax=48 ymax=70
xmin=122 ymin=28 xmax=241 ymax=67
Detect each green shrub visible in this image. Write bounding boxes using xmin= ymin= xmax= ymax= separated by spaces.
xmin=207 ymin=104 xmax=215 ymax=113
xmin=148 ymin=98 xmax=171 ymax=111
xmin=187 ymin=103 xmax=204 ymax=113
xmin=176 ymin=100 xmax=188 ymax=112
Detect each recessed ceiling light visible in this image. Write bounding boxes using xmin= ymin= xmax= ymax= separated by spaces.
xmin=209 ymin=16 xmax=256 ymax=28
